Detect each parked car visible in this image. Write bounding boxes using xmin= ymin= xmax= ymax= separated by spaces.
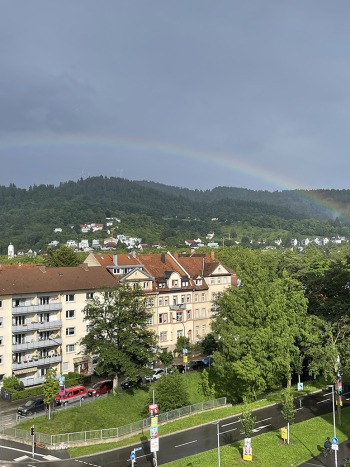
xmin=187 ymin=360 xmax=206 ymax=371
xmin=202 ymin=355 xmax=214 ymax=367
xmin=121 ymin=376 xmax=143 ymax=390
xmin=87 ymin=380 xmax=113 ymax=397
xmin=144 ymin=368 xmax=165 ymax=382
xmin=55 ymin=385 xmax=88 ymax=406
xmin=17 ymin=398 xmax=46 ymax=416
xmin=168 ymin=363 xmax=187 ymax=374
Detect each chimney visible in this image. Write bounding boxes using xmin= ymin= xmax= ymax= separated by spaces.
xmin=211 ymin=250 xmax=215 ymax=260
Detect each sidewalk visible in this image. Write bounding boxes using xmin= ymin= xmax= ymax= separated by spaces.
xmin=299 ymin=439 xmax=350 ymax=467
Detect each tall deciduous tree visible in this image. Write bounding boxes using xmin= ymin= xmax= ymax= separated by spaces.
xmin=45 ymin=245 xmax=80 ymax=267
xmin=43 ymin=366 xmax=59 ymax=420
xmin=81 ymin=285 xmax=157 ymax=389
xmin=280 ymin=388 xmax=295 ymax=444
xmin=212 ymin=249 xmax=310 ymax=402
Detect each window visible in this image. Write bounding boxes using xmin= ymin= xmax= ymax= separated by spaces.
xmin=196 ymin=278 xmax=203 ymax=286
xmin=86 ymin=292 xmax=94 ymax=300
xmin=210 ymin=278 xmax=215 ymax=285
xmin=66 ymin=344 xmax=75 ymax=353
xmin=66 ymin=309 xmax=75 ymax=319
xmin=173 ymin=297 xmax=177 ymax=306
xmin=172 ymin=280 xmax=178 ymax=288
xmin=187 ymin=310 xmax=191 ymax=320
xmin=66 ymin=294 xmax=75 ymax=302
xmin=159 ymin=297 xmax=163 ymax=306
xmin=176 ymin=311 xmax=183 ymax=321
xmin=186 ymin=295 xmax=191 ymax=303
xmin=195 ymin=326 xmax=199 ymax=337
xmin=217 ymin=277 xmax=221 ymax=284
xmin=159 ymin=331 xmax=168 ymax=342
xmin=224 ymin=277 xmax=228 ymax=284
xmin=147 ymin=316 xmax=153 ymax=326
xmin=176 ymin=329 xmax=183 ymax=339
xmin=143 ymin=281 xmax=150 ymax=289
xmin=164 ymin=297 xmax=169 ymax=306
xmin=0 ymin=300 xmax=2 ymax=308
xmin=159 ymin=313 xmax=167 ymax=324
xmin=158 ymin=282 xmax=166 ymax=288
xmin=0 ymin=337 xmax=3 ymax=345
xmin=66 ymin=327 xmax=75 ymax=336
xmin=39 ymin=367 xmax=48 ymax=377
xmin=201 ymin=308 xmax=206 ymax=318
xmin=195 ymin=308 xmax=199 ymax=319
xmin=201 ymin=293 xmax=205 ymax=302
xmin=39 ymin=296 xmax=50 ymax=305
xmin=0 ymin=355 xmax=3 ymax=364
xmin=194 ymin=294 xmax=198 ymax=302
xmin=181 ymin=295 xmax=185 ymax=304
xmin=0 ymin=319 xmax=3 ymax=327
xmin=182 ymin=280 xmax=189 ymax=287
xmin=202 ymin=324 xmax=206 ymax=335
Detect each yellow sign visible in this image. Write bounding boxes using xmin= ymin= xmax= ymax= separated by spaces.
xmin=183 ymin=356 xmax=188 ymax=363
xmin=151 ymin=416 xmax=158 ymax=427
xmin=336 ymin=400 xmax=343 ymax=406
xmin=243 ymin=446 xmax=252 ymax=461
xmin=281 ymin=427 xmax=288 ymax=440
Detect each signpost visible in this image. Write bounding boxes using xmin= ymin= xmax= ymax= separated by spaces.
xmin=149 ymin=399 xmax=159 ymax=467
xmin=130 ymin=446 xmax=142 ymax=467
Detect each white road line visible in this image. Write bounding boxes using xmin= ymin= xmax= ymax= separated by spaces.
xmin=0 ymin=444 xmax=46 ymax=458
xmin=317 ymin=398 xmax=330 ymax=404
xmin=295 ymin=407 xmax=303 ymax=411
xmin=256 ymin=417 xmax=272 ymax=424
xmin=221 ymin=420 xmax=240 ymax=427
xmin=174 ymin=440 xmax=197 ymax=448
xmin=220 ymin=428 xmax=237 ymax=435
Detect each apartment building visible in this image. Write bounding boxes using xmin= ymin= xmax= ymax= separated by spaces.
xmin=84 ymin=250 xmax=236 ymax=352
xmin=0 ymin=264 xmax=116 ymax=387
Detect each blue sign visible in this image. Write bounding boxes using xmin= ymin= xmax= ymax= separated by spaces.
xmin=130 ymin=451 xmax=136 ymax=461
xmin=332 ymin=437 xmax=338 ymax=445
xmin=135 ymin=447 xmax=142 ymax=452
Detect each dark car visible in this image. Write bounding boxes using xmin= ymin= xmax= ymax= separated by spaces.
xmin=187 ymin=360 xmax=206 ymax=371
xmin=17 ymin=398 xmax=46 ymax=416
xmin=121 ymin=376 xmax=143 ymax=390
xmin=87 ymin=380 xmax=113 ymax=397
xmin=168 ymin=363 xmax=187 ymax=374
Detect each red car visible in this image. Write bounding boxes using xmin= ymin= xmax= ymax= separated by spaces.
xmin=87 ymin=380 xmax=113 ymax=397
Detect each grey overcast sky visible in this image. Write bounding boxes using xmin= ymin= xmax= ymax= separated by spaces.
xmin=1 ymin=1 xmax=350 ymax=191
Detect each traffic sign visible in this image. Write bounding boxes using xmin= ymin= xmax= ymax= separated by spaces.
xmin=332 ymin=437 xmax=338 ymax=445
xmin=135 ymin=447 xmax=142 ymax=452
xmin=130 ymin=451 xmax=136 ymax=461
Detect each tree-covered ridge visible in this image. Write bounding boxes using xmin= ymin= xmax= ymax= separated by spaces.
xmin=0 ymin=176 xmax=349 ymax=254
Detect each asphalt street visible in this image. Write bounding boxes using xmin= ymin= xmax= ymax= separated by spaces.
xmin=0 ymin=389 xmax=349 ymax=466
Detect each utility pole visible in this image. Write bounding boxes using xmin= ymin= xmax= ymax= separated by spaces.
xmin=335 ymin=355 xmax=342 ymax=426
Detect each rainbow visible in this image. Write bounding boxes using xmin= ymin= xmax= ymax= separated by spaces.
xmin=1 ymin=132 xmax=349 ymax=222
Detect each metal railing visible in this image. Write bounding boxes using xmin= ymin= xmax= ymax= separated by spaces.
xmin=1 ymin=397 xmax=227 ymax=448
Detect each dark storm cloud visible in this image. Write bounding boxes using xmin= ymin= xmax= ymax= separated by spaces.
xmin=1 ymin=1 xmax=350 ymax=190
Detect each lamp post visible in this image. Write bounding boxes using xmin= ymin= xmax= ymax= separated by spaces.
xmin=328 ymin=384 xmax=338 ymax=467
xmin=212 ymin=420 xmax=221 ymax=467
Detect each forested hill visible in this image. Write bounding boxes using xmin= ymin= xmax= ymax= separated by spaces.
xmin=0 ymin=176 xmax=349 ymax=253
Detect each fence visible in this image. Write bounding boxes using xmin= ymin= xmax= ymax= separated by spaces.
xmin=1 ymin=397 xmax=227 ymax=448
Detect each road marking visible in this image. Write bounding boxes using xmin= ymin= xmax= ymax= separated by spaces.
xmin=221 ymin=420 xmax=240 ymax=427
xmin=0 ymin=444 xmax=47 ymax=458
xmin=317 ymin=398 xmax=330 ymax=403
xmin=220 ymin=427 xmax=237 ymax=435
xmin=252 ymin=424 xmax=271 ymax=433
xmin=174 ymin=440 xmax=197 ymax=448
xmin=295 ymin=407 xmax=303 ymax=411
xmin=74 ymin=460 xmax=103 ymax=467
xmin=256 ymin=417 xmax=272 ymax=424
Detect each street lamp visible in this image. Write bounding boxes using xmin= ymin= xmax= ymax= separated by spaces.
xmin=328 ymin=384 xmax=338 ymax=467
xmin=212 ymin=420 xmax=221 ymax=467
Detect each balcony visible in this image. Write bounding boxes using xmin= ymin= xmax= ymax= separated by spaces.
xmin=13 ymin=355 xmax=62 ymax=370
xmin=12 ymin=320 xmax=62 ymax=333
xmin=12 ymin=303 xmax=62 ymax=315
xmin=12 ymin=337 xmax=62 ymax=352
xmin=21 ymin=376 xmax=46 ymax=387
xmin=169 ymin=304 xmax=186 ymax=311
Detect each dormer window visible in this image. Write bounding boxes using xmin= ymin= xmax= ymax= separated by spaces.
xmin=195 ymin=278 xmax=203 ymax=286
xmin=158 ymin=282 xmax=166 ymax=289
xmin=172 ymin=280 xmax=179 ymax=288
xmin=182 ymin=280 xmax=189 ymax=287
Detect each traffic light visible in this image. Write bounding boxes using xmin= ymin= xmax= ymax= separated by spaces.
xmin=30 ymin=426 xmax=35 ymax=436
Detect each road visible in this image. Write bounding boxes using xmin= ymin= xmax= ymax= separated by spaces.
xmin=0 ymin=388 xmax=347 ymax=466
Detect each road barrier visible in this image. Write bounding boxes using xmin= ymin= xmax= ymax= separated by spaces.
xmin=1 ymin=397 xmax=227 ymax=448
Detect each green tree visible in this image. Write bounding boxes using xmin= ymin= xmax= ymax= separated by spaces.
xmin=280 ymin=388 xmax=295 ymax=444
xmin=43 ymin=366 xmax=59 ymax=420
xmin=240 ymin=402 xmax=256 ymax=438
xmin=174 ymin=336 xmax=190 ymax=356
xmin=212 ymin=249 xmax=310 ymax=402
xmin=151 ymin=371 xmax=190 ymax=413
xmin=200 ymin=332 xmax=219 ymax=355
xmin=159 ymin=350 xmax=173 ymax=369
xmin=3 ymin=375 xmax=24 ymax=392
xmin=45 ymin=245 xmax=80 ymax=267
xmin=80 ymin=285 xmax=157 ymax=389
xmin=200 ymin=369 xmax=216 ymax=399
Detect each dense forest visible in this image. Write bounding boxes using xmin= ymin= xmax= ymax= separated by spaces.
xmin=0 ymin=176 xmax=350 ymax=254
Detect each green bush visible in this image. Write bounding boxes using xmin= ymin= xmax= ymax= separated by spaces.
xmin=3 ymin=376 xmax=24 ymax=392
